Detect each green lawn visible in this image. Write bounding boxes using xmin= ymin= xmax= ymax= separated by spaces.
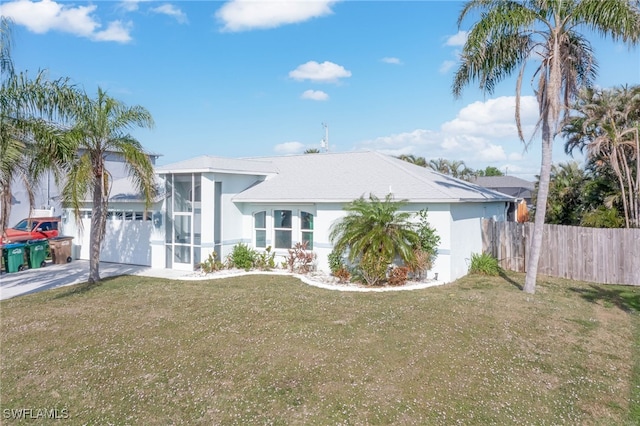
xmin=1 ymin=272 xmax=639 ymax=425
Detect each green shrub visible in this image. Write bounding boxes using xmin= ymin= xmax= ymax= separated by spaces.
xmin=328 ymin=247 xmax=345 ymax=274
xmin=468 ymin=252 xmax=502 ymax=276
xmin=255 ymin=246 xmax=276 ymax=270
xmin=199 ymin=252 xmax=224 ymax=273
xmin=228 ymin=243 xmax=257 ymax=270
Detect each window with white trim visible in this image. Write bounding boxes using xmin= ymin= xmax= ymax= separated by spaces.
xmin=254 ymin=211 xmax=266 ymax=248
xmin=300 ymin=211 xmax=313 ymax=249
xmin=274 ymin=210 xmax=292 ymax=249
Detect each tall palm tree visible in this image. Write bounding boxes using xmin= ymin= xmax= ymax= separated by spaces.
xmin=329 ymin=194 xmax=419 ymax=285
xmin=1 ymin=17 xmax=76 ymax=236
xmin=564 ymin=85 xmax=640 ymax=227
xmin=61 ymin=87 xmax=156 ymax=284
xmin=453 ymin=0 xmax=640 ymax=293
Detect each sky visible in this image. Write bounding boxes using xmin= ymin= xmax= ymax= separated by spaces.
xmin=2 ymin=0 xmax=639 ymax=180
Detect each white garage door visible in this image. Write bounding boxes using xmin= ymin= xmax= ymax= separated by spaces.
xmin=77 ymin=211 xmax=153 ymax=266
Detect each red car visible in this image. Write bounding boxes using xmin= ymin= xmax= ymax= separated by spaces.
xmin=2 ymin=217 xmax=61 ymax=243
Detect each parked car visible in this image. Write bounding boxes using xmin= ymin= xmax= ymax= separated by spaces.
xmin=2 ymin=217 xmax=61 ymax=243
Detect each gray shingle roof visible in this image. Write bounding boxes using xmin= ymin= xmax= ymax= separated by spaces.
xmin=232 ymin=151 xmax=513 ymax=203
xmin=472 ymin=176 xmax=534 ymax=200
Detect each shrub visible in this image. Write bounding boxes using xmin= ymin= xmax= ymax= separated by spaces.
xmin=387 ymin=266 xmax=410 ymax=286
xmin=334 ymin=267 xmax=351 ymax=284
xmin=286 ymin=241 xmax=316 ymax=273
xmin=199 ymin=252 xmax=224 ymax=274
xmin=255 ymin=246 xmax=276 ymax=270
xmin=228 ymin=243 xmax=257 ymax=270
xmin=328 ymin=247 xmax=345 ymax=274
xmin=468 ymin=252 xmax=502 ymax=276
xmin=413 ymin=209 xmax=440 ymax=272
xmin=359 ymin=253 xmax=389 ymax=286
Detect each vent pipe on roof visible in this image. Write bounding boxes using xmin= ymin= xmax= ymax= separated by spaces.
xmin=320 ymin=122 xmax=329 ymax=152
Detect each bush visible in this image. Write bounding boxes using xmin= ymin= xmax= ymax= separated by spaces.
xmin=228 ymin=243 xmax=257 ymax=270
xmin=255 ymin=246 xmax=276 ymax=270
xmin=359 ymin=253 xmax=389 ymax=286
xmin=414 ymin=209 xmax=440 ymax=268
xmin=468 ymin=252 xmax=502 ymax=276
xmin=334 ymin=267 xmax=351 ymax=284
xmin=286 ymin=241 xmax=316 ymax=273
xmin=328 ymin=247 xmax=345 ymax=274
xmin=199 ymin=252 xmax=225 ymax=273
xmin=388 ymin=266 xmax=410 ymax=286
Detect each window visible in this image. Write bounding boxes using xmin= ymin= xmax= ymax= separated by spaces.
xmin=125 ymin=212 xmax=134 ymax=221
xmin=300 ymin=211 xmax=314 ymax=249
xmin=254 ymin=211 xmax=266 ymax=248
xmin=274 ymin=210 xmax=292 ymax=249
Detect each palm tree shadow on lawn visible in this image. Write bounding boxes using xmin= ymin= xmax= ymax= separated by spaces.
xmin=499 ymin=270 xmax=523 ymax=290
xmin=52 ymin=276 xmax=120 ymax=300
xmin=568 ymin=284 xmax=640 ymax=314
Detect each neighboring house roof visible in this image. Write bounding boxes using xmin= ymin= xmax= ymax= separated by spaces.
xmin=233 ymin=151 xmax=514 ymax=203
xmin=471 ymin=176 xmax=534 ymax=200
xmin=155 ymin=155 xmax=277 ymax=175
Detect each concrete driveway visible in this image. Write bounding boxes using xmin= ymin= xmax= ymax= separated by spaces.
xmin=0 ymin=260 xmax=196 ymax=300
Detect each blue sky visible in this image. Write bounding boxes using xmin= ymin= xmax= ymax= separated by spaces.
xmin=2 ymin=0 xmax=639 ymax=180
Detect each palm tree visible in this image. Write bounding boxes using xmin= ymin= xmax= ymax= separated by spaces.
xmin=453 ymin=0 xmax=640 ymax=293
xmin=329 ymin=194 xmax=419 ymax=285
xmin=535 ymin=161 xmax=586 ymax=225
xmin=61 ymin=87 xmax=156 ymax=284
xmin=563 ymin=85 xmax=640 ymax=227
xmin=304 ymin=148 xmax=320 ymax=154
xmin=1 ymin=17 xmax=76 ymax=236
xmin=428 ymin=158 xmax=451 ymax=174
xmin=397 ymin=154 xmax=428 ymax=167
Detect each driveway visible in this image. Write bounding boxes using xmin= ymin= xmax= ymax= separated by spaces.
xmin=0 ymin=260 xmax=195 ymax=300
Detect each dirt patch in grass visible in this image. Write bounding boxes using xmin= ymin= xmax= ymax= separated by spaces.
xmin=1 ymin=272 xmax=638 ymax=425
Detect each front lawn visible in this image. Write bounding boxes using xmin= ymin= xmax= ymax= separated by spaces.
xmin=1 ymin=272 xmax=638 ymax=425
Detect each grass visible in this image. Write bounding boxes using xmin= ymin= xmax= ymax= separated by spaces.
xmin=1 ymin=272 xmax=639 ymax=425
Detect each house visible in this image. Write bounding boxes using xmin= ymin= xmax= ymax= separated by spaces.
xmin=2 ymin=151 xmax=162 ymax=228
xmin=64 ymin=151 xmax=514 ymax=283
xmin=471 ymin=176 xmax=534 ymax=222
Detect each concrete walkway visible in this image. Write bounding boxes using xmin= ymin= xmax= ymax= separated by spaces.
xmin=0 ymin=260 xmax=196 ymax=300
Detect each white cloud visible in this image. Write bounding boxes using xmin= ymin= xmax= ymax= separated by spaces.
xmin=274 ymin=141 xmax=305 ymax=154
xmin=289 ymin=61 xmax=351 ymax=83
xmin=216 ymin=0 xmax=339 ymax=32
xmin=439 ymin=60 xmax=455 ymax=74
xmin=355 ymin=96 xmax=541 ymax=173
xmin=301 ymin=90 xmax=329 ymax=101
xmin=442 ymin=96 xmax=538 ymax=138
xmin=444 ymin=30 xmax=468 ymax=47
xmin=0 ymin=0 xmax=133 ymax=42
xmin=381 ymin=57 xmax=402 ymax=65
xmin=151 ymin=4 xmax=189 ymax=24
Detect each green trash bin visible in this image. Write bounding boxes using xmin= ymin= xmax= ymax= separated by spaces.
xmin=3 ymin=242 xmax=26 ymax=273
xmin=26 ymin=239 xmax=48 ymax=269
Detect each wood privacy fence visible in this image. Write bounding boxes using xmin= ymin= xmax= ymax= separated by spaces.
xmin=481 ymin=219 xmax=640 ymax=285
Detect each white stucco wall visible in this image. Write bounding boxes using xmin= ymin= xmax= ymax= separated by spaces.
xmin=448 ymin=202 xmax=507 ymax=281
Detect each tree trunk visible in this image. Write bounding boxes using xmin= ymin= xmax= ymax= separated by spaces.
xmin=524 ymin=120 xmax=552 ymax=294
xmin=524 ymin=33 xmax=563 ymax=294
xmin=88 ymin=178 xmax=104 ymax=284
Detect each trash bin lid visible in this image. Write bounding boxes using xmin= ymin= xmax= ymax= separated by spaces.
xmin=4 ymin=242 xmax=26 ymax=248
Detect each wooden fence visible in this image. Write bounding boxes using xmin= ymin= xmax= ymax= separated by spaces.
xmin=481 ymin=219 xmax=640 ymax=285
